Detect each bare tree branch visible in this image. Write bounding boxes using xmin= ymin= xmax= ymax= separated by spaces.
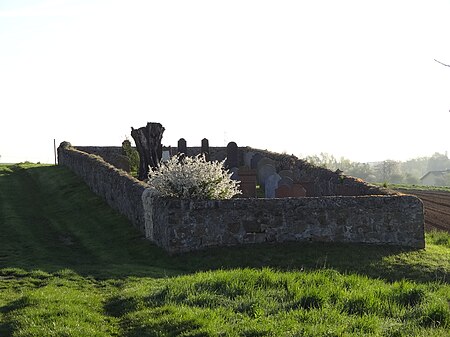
xmin=435 ymin=59 xmax=450 ymax=67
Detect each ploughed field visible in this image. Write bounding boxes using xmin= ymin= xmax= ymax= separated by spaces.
xmin=398 ymin=189 xmax=450 ymax=233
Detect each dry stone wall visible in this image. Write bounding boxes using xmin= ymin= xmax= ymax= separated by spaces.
xmin=144 ymin=194 xmax=424 ymax=254
xmin=58 ymin=142 xmax=149 ymax=232
xmin=58 ymin=142 xmax=425 ymax=254
xmin=75 ymin=146 xmax=131 ymax=172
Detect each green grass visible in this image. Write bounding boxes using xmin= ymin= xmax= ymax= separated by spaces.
xmin=1 ymin=163 xmax=450 ymax=336
xmin=377 ymin=182 xmax=450 ymax=193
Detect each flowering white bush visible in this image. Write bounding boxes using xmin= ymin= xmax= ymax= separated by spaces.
xmin=147 ymin=154 xmax=242 ymax=200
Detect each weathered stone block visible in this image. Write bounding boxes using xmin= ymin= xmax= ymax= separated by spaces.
xmin=239 ymin=168 xmax=257 ymax=198
xmin=275 ymin=184 xmax=306 ymax=198
xmin=243 ymin=233 xmax=255 ymax=243
xmin=227 ymin=222 xmax=241 ymax=234
xmin=254 ymin=233 xmax=267 ymax=244
xmin=243 ymin=221 xmax=261 ymax=233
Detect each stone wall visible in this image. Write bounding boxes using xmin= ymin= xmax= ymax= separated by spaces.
xmin=143 ymin=194 xmax=424 ymax=254
xmin=75 ymin=143 xmax=389 ymax=198
xmin=76 ymin=145 xmax=230 ymax=172
xmin=59 ymin=142 xmax=425 ymax=254
xmin=75 ymin=146 xmax=131 ymax=172
xmin=243 ymin=147 xmax=390 ymax=197
xmin=58 ymin=142 xmax=149 ymax=232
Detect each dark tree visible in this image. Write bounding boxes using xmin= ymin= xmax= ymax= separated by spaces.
xmin=131 ymin=122 xmax=165 ymax=180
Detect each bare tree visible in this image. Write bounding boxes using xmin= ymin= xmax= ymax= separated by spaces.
xmin=131 ymin=122 xmax=165 ymax=180
xmin=435 ymin=59 xmax=450 ymax=67
xmin=376 ymin=160 xmax=400 ymax=183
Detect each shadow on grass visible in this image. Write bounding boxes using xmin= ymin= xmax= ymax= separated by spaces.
xmin=2 ymin=238 xmax=441 ymax=284
xmin=168 ymin=242 xmax=441 ymax=283
xmin=0 ymin=298 xmax=30 ymax=337
xmin=0 ymin=322 xmax=13 ymax=337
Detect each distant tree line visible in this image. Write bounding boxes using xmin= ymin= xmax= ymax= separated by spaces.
xmin=304 ymin=152 xmax=450 ymax=186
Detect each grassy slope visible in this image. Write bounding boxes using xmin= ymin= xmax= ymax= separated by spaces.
xmin=0 ymin=164 xmax=449 ymax=336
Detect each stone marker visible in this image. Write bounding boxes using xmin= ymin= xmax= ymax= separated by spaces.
xmin=278 ymin=176 xmax=294 ymax=187
xmin=178 ymin=138 xmax=187 ymax=155
xmin=275 ymin=183 xmax=307 ymax=198
xmin=292 ymin=183 xmax=307 ymax=197
xmin=250 ymin=153 xmax=263 ymax=169
xmin=279 ymin=169 xmax=294 ymax=179
xmin=229 ymin=167 xmax=240 ymax=181
xmin=296 ymin=181 xmax=314 ymax=197
xmin=201 ymin=138 xmax=210 ymax=161
xmin=292 ymin=168 xmax=302 ymax=182
xmin=257 ymin=157 xmax=276 ymax=171
xmin=265 ymin=173 xmax=281 ymax=198
xmin=238 ymin=168 xmax=257 ymax=197
xmin=226 ymin=142 xmax=239 ymax=168
xmin=257 ymin=163 xmax=276 ymax=186
xmin=162 ymin=150 xmax=170 ymax=162
xmin=244 ymin=151 xmax=255 ymax=168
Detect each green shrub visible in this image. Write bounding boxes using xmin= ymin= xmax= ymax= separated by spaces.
xmin=122 ymin=139 xmax=139 ymax=174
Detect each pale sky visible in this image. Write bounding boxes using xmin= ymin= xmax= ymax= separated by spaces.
xmin=1 ymin=0 xmax=449 ymax=164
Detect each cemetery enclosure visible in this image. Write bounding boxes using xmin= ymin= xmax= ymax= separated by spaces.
xmin=58 ymin=141 xmax=425 ymax=253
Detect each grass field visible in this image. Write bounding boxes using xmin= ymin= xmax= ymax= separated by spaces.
xmin=1 ymin=164 xmax=449 ymax=336
xmin=378 ymin=182 xmax=450 ymax=193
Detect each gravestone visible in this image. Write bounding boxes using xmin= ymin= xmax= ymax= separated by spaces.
xmin=296 ymin=181 xmax=314 ymax=196
xmin=244 ymin=152 xmax=255 ymax=168
xmin=250 ymin=153 xmax=263 ymax=169
xmin=275 ymin=183 xmax=306 ymax=198
xmin=292 ymin=183 xmax=307 ymax=197
xmin=292 ymin=168 xmax=301 ymax=181
xmin=278 ymin=176 xmax=294 ymax=187
xmin=229 ymin=167 xmax=240 ymax=181
xmin=162 ymin=150 xmax=171 ymax=162
xmin=293 ymin=168 xmax=309 ymax=182
xmin=279 ymin=170 xmax=294 ymax=179
xmin=257 ymin=157 xmax=276 ymax=171
xmin=257 ymin=163 xmax=276 ymax=186
xmin=178 ymin=138 xmax=187 ymax=155
xmin=275 ymin=185 xmax=289 ymax=198
xmin=238 ymin=168 xmax=257 ymax=197
xmin=226 ymin=142 xmax=238 ymax=168
xmin=265 ymin=173 xmax=281 ymax=198
xmin=201 ymin=138 xmax=210 ymax=161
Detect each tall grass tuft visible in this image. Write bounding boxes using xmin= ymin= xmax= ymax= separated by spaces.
xmin=113 ymin=268 xmax=450 ymax=336
xmin=426 ymin=230 xmax=450 ymax=248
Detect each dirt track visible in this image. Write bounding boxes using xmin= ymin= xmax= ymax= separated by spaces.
xmin=397 ymin=189 xmax=450 ymax=233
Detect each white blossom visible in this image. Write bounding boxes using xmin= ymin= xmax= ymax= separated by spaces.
xmin=147 ymin=154 xmax=242 ymax=200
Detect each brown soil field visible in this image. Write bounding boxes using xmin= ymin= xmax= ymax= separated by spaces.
xmin=397 ymin=189 xmax=450 ymax=233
